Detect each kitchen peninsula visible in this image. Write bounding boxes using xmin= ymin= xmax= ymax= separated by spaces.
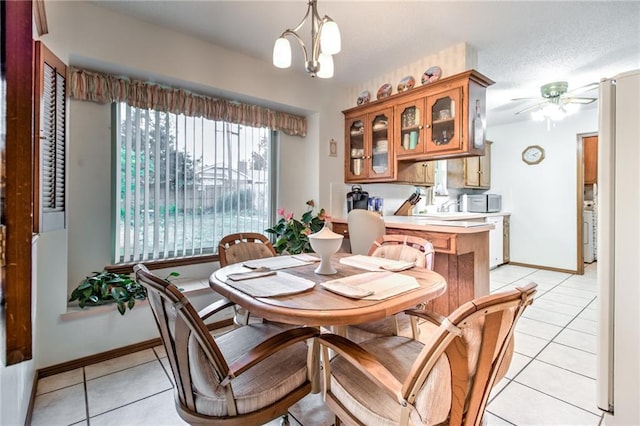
xmin=331 ymin=216 xmax=493 ymax=316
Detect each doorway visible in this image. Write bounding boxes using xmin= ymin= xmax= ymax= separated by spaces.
xmin=576 ymin=132 xmax=598 ymax=275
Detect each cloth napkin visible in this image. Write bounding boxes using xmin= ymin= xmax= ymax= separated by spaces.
xmin=227 ymin=268 xmax=276 ymax=281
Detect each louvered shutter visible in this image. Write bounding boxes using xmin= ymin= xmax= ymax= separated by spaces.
xmin=35 ymin=42 xmax=66 ymax=232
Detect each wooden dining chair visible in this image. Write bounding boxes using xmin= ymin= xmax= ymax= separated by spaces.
xmin=347 ymin=209 xmax=386 ymax=255
xmin=346 ymin=234 xmax=435 ymax=343
xmin=319 ymin=283 xmax=537 ymax=426
xmin=134 ymin=264 xmax=319 ymax=426
xmin=218 ymin=232 xmax=276 ymax=268
xmin=218 ymin=232 xmax=277 ymax=325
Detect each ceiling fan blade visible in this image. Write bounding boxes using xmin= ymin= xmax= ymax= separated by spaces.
xmin=515 ymin=102 xmax=544 ymax=115
xmin=564 ymin=96 xmax=597 ymax=104
xmin=565 ymin=82 xmax=598 ymax=96
xmin=510 ymin=97 xmax=542 ymax=102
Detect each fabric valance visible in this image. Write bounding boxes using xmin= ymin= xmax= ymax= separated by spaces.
xmin=69 ymin=67 xmax=307 ymax=137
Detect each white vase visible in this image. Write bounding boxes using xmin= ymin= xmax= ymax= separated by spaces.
xmin=308 ymin=226 xmax=344 ymax=275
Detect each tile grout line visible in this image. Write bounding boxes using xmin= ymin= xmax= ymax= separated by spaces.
xmin=82 ymin=367 xmax=91 ymax=426
xmin=484 ymin=409 xmax=517 ymax=425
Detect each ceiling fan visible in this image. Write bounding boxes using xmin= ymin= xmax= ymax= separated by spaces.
xmin=512 ymin=81 xmax=598 ymax=119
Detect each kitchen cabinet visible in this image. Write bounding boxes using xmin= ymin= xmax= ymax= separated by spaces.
xmin=503 ymin=214 xmax=510 ymax=263
xmin=487 ymin=216 xmax=504 ymax=269
xmin=584 ymin=135 xmax=598 ymax=184
xmin=447 ymin=141 xmax=491 ymax=189
xmin=395 ymin=86 xmax=465 ymax=160
xmin=345 ymin=107 xmax=395 ymax=182
xmin=343 ymin=70 xmax=494 ymax=183
xmin=396 ymin=160 xmax=435 ymax=185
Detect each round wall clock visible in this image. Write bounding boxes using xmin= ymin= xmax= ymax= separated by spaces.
xmin=522 ymin=145 xmax=545 ymax=165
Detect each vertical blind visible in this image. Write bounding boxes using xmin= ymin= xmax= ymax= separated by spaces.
xmin=115 ymin=104 xmax=272 ymax=263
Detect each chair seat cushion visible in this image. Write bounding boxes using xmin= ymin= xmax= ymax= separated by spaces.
xmin=189 ymin=322 xmax=308 ymax=417
xmin=329 ymin=336 xmax=451 ymax=426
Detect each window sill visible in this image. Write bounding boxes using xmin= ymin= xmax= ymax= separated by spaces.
xmin=61 ymin=277 xmax=214 ymax=321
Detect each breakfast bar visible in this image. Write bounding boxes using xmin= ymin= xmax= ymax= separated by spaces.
xmin=331 ymin=216 xmax=494 ymax=316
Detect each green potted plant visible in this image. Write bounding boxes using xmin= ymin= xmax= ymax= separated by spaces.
xmin=69 ymin=271 xmax=148 ymax=315
xmin=265 ymin=200 xmax=328 ymax=254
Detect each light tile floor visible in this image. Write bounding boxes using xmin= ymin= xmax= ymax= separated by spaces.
xmin=32 ymin=263 xmax=603 ymax=425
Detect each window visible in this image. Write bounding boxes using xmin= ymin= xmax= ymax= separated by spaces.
xmin=114 ymin=104 xmax=273 ymax=264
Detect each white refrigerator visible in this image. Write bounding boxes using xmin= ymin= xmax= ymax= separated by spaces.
xmin=596 ymin=70 xmax=640 ymax=424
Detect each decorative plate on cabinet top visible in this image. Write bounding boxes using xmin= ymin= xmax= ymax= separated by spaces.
xmin=397 ymin=75 xmax=415 ymax=92
xmin=357 ymin=90 xmax=371 ymax=105
xmin=421 ymin=66 xmax=442 ymax=85
xmin=377 ymin=83 xmax=393 ymax=100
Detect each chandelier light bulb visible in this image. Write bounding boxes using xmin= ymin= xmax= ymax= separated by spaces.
xmin=320 ymin=20 xmax=341 ymax=55
xmin=273 ymin=37 xmax=292 ymax=69
xmin=317 ymin=52 xmax=334 ymax=79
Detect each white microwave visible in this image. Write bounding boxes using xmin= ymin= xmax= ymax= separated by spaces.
xmin=466 ymin=194 xmax=502 ymax=213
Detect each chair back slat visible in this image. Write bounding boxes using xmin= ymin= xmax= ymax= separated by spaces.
xmin=218 ymin=232 xmax=276 ymax=267
xmin=368 ymin=234 xmax=435 ymax=270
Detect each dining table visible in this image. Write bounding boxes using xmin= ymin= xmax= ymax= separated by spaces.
xmin=210 ymin=252 xmax=447 ymax=393
xmin=209 ymin=252 xmax=447 ymax=329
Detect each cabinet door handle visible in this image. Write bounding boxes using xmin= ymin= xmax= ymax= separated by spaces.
xmin=425 ymin=124 xmax=431 ymax=128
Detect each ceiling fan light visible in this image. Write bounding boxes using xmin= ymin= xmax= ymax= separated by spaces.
xmin=564 ymin=103 xmax=579 ymax=115
xmin=531 ymin=109 xmax=545 ymax=121
xmin=317 ymin=52 xmax=334 ymax=79
xmin=273 ymin=37 xmax=292 ymax=69
xmin=320 ymin=20 xmax=341 ymax=55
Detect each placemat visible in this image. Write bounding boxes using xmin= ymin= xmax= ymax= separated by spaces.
xmin=225 ymin=271 xmax=316 ymax=298
xmin=339 ymin=255 xmax=415 ymax=272
xmin=321 ymin=271 xmax=419 ymax=300
xmin=243 ymin=255 xmax=314 ymax=270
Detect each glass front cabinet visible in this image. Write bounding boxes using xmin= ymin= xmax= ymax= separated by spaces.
xmin=345 ymin=107 xmax=394 ymax=182
xmin=343 ymin=70 xmax=493 ymax=183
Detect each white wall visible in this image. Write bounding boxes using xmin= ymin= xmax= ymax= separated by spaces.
xmin=487 ymin=108 xmax=598 ymax=271
xmin=32 ymin=0 xmax=345 ymax=368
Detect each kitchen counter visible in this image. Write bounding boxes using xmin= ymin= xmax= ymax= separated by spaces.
xmin=331 ymin=215 xmax=492 ymax=316
xmin=411 ymin=211 xmax=511 ymax=221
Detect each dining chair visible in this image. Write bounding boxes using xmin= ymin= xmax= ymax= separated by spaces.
xmin=319 ymin=283 xmax=537 ymax=426
xmin=218 ymin=232 xmax=276 ymax=268
xmin=134 ymin=264 xmax=319 ymax=426
xmin=218 ymin=232 xmax=277 ymax=325
xmin=346 ymin=209 xmax=386 ymax=255
xmin=346 ymin=234 xmax=435 ymax=343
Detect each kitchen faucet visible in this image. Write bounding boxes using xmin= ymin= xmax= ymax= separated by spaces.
xmin=438 ymin=199 xmax=459 ymax=213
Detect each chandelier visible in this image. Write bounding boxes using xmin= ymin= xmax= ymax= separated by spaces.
xmin=272 ymin=0 xmax=341 ymax=79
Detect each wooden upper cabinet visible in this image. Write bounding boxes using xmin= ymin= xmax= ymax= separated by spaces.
xmin=448 ymin=141 xmax=492 ymax=189
xmin=344 ymin=106 xmax=394 ymax=183
xmin=343 ymin=70 xmax=493 ymax=184
xmin=584 ymin=135 xmax=598 ymax=184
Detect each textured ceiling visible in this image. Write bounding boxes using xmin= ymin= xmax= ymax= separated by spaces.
xmin=89 ymin=1 xmax=640 ymax=126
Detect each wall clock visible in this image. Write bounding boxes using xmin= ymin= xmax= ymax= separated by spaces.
xmin=522 ymin=145 xmax=545 ymax=165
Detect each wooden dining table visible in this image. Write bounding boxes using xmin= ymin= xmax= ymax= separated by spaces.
xmin=210 ymin=253 xmax=446 ymax=394
xmin=209 ymin=253 xmax=447 ymax=329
